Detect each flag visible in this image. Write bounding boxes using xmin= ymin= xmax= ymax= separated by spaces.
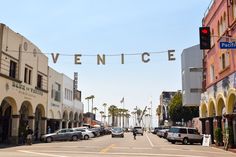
xmin=120 ymin=97 xmax=124 ymax=103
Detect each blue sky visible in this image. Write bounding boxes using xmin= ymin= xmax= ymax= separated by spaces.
xmin=1 ymin=0 xmax=211 ymax=126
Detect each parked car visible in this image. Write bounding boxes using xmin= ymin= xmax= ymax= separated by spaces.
xmin=89 ymin=128 xmax=101 ymax=137
xmin=73 ymin=128 xmax=94 ymax=140
xmin=41 ymin=128 xmax=82 ymax=143
xmin=111 ymin=127 xmax=124 ymax=138
xmin=133 ymin=127 xmax=143 ymax=136
xmin=157 ymin=129 xmax=169 ymax=138
xmin=167 ymin=126 xmax=203 ymax=145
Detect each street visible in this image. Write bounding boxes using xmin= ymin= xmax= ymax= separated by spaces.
xmin=0 ymin=132 xmax=235 ymax=157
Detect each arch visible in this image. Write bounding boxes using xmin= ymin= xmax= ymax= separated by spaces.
xmin=226 ymin=93 xmax=236 ymax=114
xmin=35 ymin=104 xmax=46 ymax=117
xmin=62 ymin=110 xmax=68 ymax=120
xmin=69 ymin=111 xmax=73 ymax=121
xmin=227 ymin=89 xmax=236 ymax=114
xmin=48 ymin=110 xmax=54 ymax=119
xmin=74 ymin=112 xmax=78 ymax=121
xmin=208 ymin=99 xmax=216 ymax=117
xmin=79 ymin=113 xmax=83 ymax=121
xmin=57 ymin=111 xmax=62 ymax=119
xmin=200 ymin=103 xmax=207 ymax=118
xmin=216 ymin=94 xmax=226 ymax=116
xmin=1 ymin=97 xmax=17 ymax=115
xmin=20 ymin=101 xmax=33 ymax=116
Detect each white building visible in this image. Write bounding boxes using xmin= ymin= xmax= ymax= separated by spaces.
xmin=181 ymin=45 xmax=203 ymax=106
xmin=47 ymin=67 xmax=63 ymax=133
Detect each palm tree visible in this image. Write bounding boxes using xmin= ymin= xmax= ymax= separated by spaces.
xmin=102 ymin=103 xmax=107 ymax=123
xmin=108 ymin=105 xmax=118 ymax=127
xmin=92 ymin=107 xmax=98 ymax=120
xmin=122 ymin=109 xmax=128 ymax=128
xmin=85 ymin=96 xmax=90 ymax=113
xmin=99 ymin=111 xmax=104 ymax=122
xmin=136 ymin=109 xmax=142 ymax=126
xmin=90 ymin=95 xmax=95 ymax=113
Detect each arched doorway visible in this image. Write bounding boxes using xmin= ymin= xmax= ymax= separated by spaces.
xmin=19 ymin=101 xmax=33 ymax=142
xmin=69 ymin=111 xmax=73 ymax=128
xmin=34 ymin=104 xmax=45 ymax=141
xmin=62 ymin=111 xmax=68 ymax=128
xmin=0 ymin=100 xmax=12 ymax=143
xmin=79 ymin=113 xmax=83 ymax=126
xmin=74 ymin=112 xmax=78 ymax=127
xmin=227 ymin=92 xmax=236 ymax=146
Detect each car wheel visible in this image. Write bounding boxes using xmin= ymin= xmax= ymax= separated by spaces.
xmin=46 ymin=137 xmax=52 ymax=143
xmin=72 ymin=135 xmax=78 ymax=141
xmin=171 ymin=141 xmax=175 ymax=144
xmin=183 ymin=138 xmax=188 ymax=145
xmin=142 ymin=134 xmax=143 ymax=136
xmin=84 ymin=135 xmax=89 ymax=140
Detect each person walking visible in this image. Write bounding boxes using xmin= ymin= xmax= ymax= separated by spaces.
xmin=26 ymin=126 xmax=33 ymax=145
xmin=133 ymin=128 xmax=137 ymax=140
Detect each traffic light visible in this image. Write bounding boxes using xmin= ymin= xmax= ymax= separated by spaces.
xmin=199 ymin=27 xmax=211 ymax=49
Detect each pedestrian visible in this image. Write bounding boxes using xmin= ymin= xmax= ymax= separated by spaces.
xmin=47 ymin=126 xmax=51 ymax=134
xmin=26 ymin=126 xmax=33 ymax=145
xmin=133 ymin=128 xmax=137 ymax=140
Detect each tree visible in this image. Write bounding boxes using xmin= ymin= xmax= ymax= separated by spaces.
xmin=90 ymin=95 xmax=95 ymax=113
xmin=85 ymin=96 xmax=90 ymax=113
xmin=99 ymin=111 xmax=104 ymax=122
xmin=108 ymin=105 xmax=118 ymax=127
xmin=92 ymin=107 xmax=98 ymax=116
xmin=169 ymin=92 xmax=199 ymax=125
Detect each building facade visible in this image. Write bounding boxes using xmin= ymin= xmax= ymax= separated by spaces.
xmin=0 ymin=24 xmax=48 ymax=144
xmin=47 ymin=67 xmax=63 ymax=133
xmin=199 ymin=0 xmax=236 ymax=146
xmin=181 ymin=45 xmax=203 ymax=106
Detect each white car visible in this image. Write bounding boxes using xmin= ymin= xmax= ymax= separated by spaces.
xmin=74 ymin=128 xmax=94 ymax=140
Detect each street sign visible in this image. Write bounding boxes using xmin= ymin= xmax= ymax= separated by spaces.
xmin=220 ymin=42 xmax=236 ymax=49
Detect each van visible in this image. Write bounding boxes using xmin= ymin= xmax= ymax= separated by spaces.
xmin=166 ymin=126 xmax=203 ymax=145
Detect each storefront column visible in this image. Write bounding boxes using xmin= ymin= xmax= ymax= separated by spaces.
xmin=66 ymin=121 xmax=69 ymax=128
xmin=200 ymin=118 xmax=206 ymax=134
xmin=208 ymin=117 xmax=214 ymax=144
xmin=59 ymin=120 xmax=62 ymax=129
xmin=11 ymin=115 xmax=20 ymax=144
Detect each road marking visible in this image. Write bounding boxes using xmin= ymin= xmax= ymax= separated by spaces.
xmin=18 ymin=150 xmax=69 ymax=157
xmin=145 ymin=133 xmax=154 ymax=147
xmin=100 ymin=144 xmax=115 ymax=153
xmin=19 ymin=150 xmax=207 ymax=157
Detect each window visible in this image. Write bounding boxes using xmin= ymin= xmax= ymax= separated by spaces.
xmin=217 ymin=21 xmax=220 ymax=37
xmin=37 ymin=74 xmax=43 ymax=89
xmin=9 ymin=60 xmax=17 ymax=78
xmin=190 ymin=88 xmax=202 ymax=93
xmin=210 ymin=64 xmax=215 ymax=82
xmin=24 ymin=66 xmax=32 ymax=84
xmin=233 ymin=0 xmax=236 ymax=19
xmin=211 ymin=29 xmax=214 ymax=47
xmin=179 ymin=128 xmax=187 ymax=134
xmin=54 ymin=83 xmax=61 ymax=102
xmin=220 ymin=52 xmax=229 ymax=70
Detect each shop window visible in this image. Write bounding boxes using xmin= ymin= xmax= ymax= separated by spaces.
xmin=24 ymin=66 xmax=32 ymax=84
xmin=37 ymin=74 xmax=43 ymax=89
xmin=9 ymin=60 xmax=17 ymax=78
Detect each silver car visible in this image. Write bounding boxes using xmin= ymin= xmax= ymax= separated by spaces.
xmin=167 ymin=126 xmax=203 ymax=145
xmin=111 ymin=127 xmax=124 ymax=138
xmin=41 ymin=128 xmax=82 ymax=143
xmin=133 ymin=127 xmax=144 ymax=136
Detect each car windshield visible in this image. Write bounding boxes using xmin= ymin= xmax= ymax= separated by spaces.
xmin=112 ymin=128 xmax=122 ymax=132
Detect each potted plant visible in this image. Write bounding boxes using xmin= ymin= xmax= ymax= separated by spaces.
xmin=214 ymin=127 xmax=223 ymax=146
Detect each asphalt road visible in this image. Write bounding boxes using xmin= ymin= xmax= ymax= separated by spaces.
xmin=0 ymin=132 xmax=235 ymax=157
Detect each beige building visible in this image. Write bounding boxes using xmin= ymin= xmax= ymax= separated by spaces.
xmin=0 ymin=23 xmax=48 ymax=144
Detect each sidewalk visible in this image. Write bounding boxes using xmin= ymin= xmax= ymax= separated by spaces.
xmin=212 ymin=145 xmax=236 ymax=153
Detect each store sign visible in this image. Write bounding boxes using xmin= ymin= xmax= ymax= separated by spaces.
xmin=12 ymin=81 xmax=43 ymax=96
